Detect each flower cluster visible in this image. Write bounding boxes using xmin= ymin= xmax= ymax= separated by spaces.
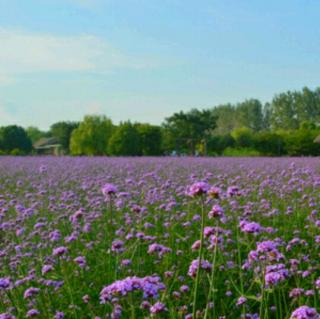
xmin=100 ymin=276 xmax=165 ymax=303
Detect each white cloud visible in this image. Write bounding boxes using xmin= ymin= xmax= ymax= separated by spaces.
xmin=0 ymin=28 xmax=154 ymax=85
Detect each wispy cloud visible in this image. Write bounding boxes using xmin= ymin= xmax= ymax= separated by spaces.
xmin=0 ymin=28 xmax=155 ymax=86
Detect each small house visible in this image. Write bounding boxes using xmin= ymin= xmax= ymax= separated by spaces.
xmin=33 ymin=137 xmax=63 ymax=156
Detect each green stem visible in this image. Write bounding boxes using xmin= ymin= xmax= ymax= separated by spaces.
xmin=192 ymin=197 xmax=206 ymax=319
xmin=204 ymin=227 xmax=219 ymax=319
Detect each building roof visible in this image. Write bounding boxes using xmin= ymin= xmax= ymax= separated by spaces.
xmin=33 ymin=137 xmax=61 ymax=149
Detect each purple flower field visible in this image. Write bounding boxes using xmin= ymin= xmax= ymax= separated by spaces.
xmin=0 ymin=156 xmax=320 ymax=319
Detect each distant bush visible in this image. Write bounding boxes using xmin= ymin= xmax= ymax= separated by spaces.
xmin=223 ymin=147 xmax=261 ymax=157
xmin=207 ymin=134 xmax=235 ymax=155
xmin=254 ymin=131 xmax=285 ymax=156
xmin=10 ymin=148 xmax=25 ymax=156
xmin=231 ymin=127 xmax=255 ymax=148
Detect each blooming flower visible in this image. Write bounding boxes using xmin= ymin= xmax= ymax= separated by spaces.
xmin=54 ymin=312 xmax=65 ymax=319
xmin=74 ymin=256 xmax=87 ymax=268
xmin=24 ymin=287 xmax=40 ymax=299
xmin=52 ymin=246 xmax=68 ymax=257
xmin=150 ymin=302 xmax=167 ymax=314
xmin=236 ymin=296 xmax=247 ymax=306
xmin=148 ymin=243 xmax=172 ymax=258
xmin=102 ymin=183 xmax=118 ymax=196
xmin=0 ymin=277 xmax=10 ymax=289
xmin=26 ymin=309 xmax=40 ymax=318
xmin=239 ymin=220 xmax=262 ymax=234
xmin=100 ymin=276 xmax=165 ymax=303
xmin=264 ymin=264 xmax=289 ymax=287
xmin=290 ymin=306 xmax=319 ymax=319
xmin=187 ymin=182 xmax=210 ymax=197
xmin=188 ymin=258 xmax=212 ymax=278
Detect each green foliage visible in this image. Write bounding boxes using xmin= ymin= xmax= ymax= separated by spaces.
xmin=211 ymin=104 xmax=239 ymax=135
xmin=50 ymin=121 xmax=79 ymax=153
xmin=70 ymin=115 xmax=114 ymax=155
xmin=222 ymin=147 xmax=261 ymax=157
xmin=207 ymin=134 xmax=235 ymax=155
xmin=108 ymin=122 xmax=141 ymax=156
xmin=10 ymin=148 xmax=25 ymax=156
xmin=281 ymin=129 xmax=320 ymax=156
xmin=270 ymin=87 xmax=320 ymax=130
xmin=236 ymin=99 xmax=264 ymax=131
xmin=135 ymin=123 xmax=162 ymax=156
xmin=231 ymin=127 xmax=255 ymax=148
xmin=26 ymin=126 xmax=48 ymax=144
xmin=3 ymin=86 xmax=320 ymax=157
xmin=0 ymin=125 xmax=32 ymax=153
xmin=163 ymin=109 xmax=217 ymax=155
xmin=254 ymin=131 xmax=285 ymax=156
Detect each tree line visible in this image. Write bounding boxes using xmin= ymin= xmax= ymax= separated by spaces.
xmin=2 ymin=86 xmax=320 ymax=156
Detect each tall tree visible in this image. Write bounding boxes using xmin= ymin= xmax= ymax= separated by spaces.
xmin=135 ymin=123 xmax=162 ymax=155
xmin=0 ymin=125 xmax=32 ymax=153
xmin=270 ymin=91 xmax=298 ymax=130
xmin=210 ymin=104 xmax=239 ymax=135
xmin=50 ymin=121 xmax=79 ymax=153
xmin=108 ymin=122 xmax=141 ymax=156
xmin=236 ymin=99 xmax=264 ymax=131
xmin=294 ymin=87 xmax=320 ymax=124
xmin=163 ymin=109 xmax=217 ymax=154
xmin=70 ymin=115 xmax=114 ymax=155
xmin=269 ymin=87 xmax=320 ymax=130
xmin=231 ymin=127 xmax=255 ymax=148
xmin=26 ymin=126 xmax=48 ymax=144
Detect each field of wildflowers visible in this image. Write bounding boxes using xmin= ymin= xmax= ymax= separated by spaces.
xmin=0 ymin=157 xmax=319 ymax=319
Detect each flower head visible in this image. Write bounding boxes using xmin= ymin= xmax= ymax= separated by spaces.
xmin=290 ymin=306 xmax=319 ymax=319
xmin=187 ymin=182 xmax=210 ymax=197
xmin=102 ymin=183 xmax=118 ymax=196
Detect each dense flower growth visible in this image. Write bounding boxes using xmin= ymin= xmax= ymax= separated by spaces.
xmin=0 ymin=156 xmax=319 ymax=318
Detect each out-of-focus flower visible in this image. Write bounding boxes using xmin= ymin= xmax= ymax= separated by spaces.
xmin=102 ymin=183 xmax=118 ymax=196
xmin=187 ymin=182 xmax=210 ymax=197
xmin=188 ymin=258 xmax=212 ymax=278
xmin=290 ymin=306 xmax=319 ymax=319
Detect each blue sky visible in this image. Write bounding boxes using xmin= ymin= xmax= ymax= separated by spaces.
xmin=0 ymin=0 xmax=319 ymax=129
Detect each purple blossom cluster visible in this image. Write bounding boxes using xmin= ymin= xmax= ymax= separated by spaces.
xmin=0 ymin=157 xmax=319 ymax=318
xmin=99 ymin=275 xmax=165 ymax=302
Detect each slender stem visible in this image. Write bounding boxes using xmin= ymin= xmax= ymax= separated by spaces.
xmin=192 ymin=197 xmax=206 ymax=318
xmin=204 ymin=227 xmax=219 ymax=319
xmin=259 ymin=269 xmax=265 ymax=319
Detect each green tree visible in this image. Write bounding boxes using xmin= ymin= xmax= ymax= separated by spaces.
xmin=254 ymin=131 xmax=285 ymax=156
xmin=108 ymin=122 xmax=141 ymax=156
xmin=163 ymin=109 xmax=217 ymax=155
xmin=262 ymin=103 xmax=272 ymax=130
xmin=294 ymin=87 xmax=320 ymax=124
xmin=136 ymin=123 xmax=162 ymax=155
xmin=236 ymin=99 xmax=264 ymax=131
xmin=281 ymin=129 xmax=320 ymax=156
xmin=50 ymin=121 xmax=79 ymax=153
xmin=270 ymin=91 xmax=298 ymax=130
xmin=207 ymin=134 xmax=235 ymax=155
xmin=0 ymin=125 xmax=32 ymax=153
xmin=211 ymin=104 xmax=239 ymax=134
xmin=70 ymin=115 xmax=114 ymax=155
xmin=269 ymin=87 xmax=320 ymax=130
xmin=231 ymin=127 xmax=255 ymax=148
xmin=26 ymin=126 xmax=48 ymax=144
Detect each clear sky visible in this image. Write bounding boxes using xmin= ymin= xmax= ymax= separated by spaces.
xmin=0 ymin=0 xmax=319 ymax=129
